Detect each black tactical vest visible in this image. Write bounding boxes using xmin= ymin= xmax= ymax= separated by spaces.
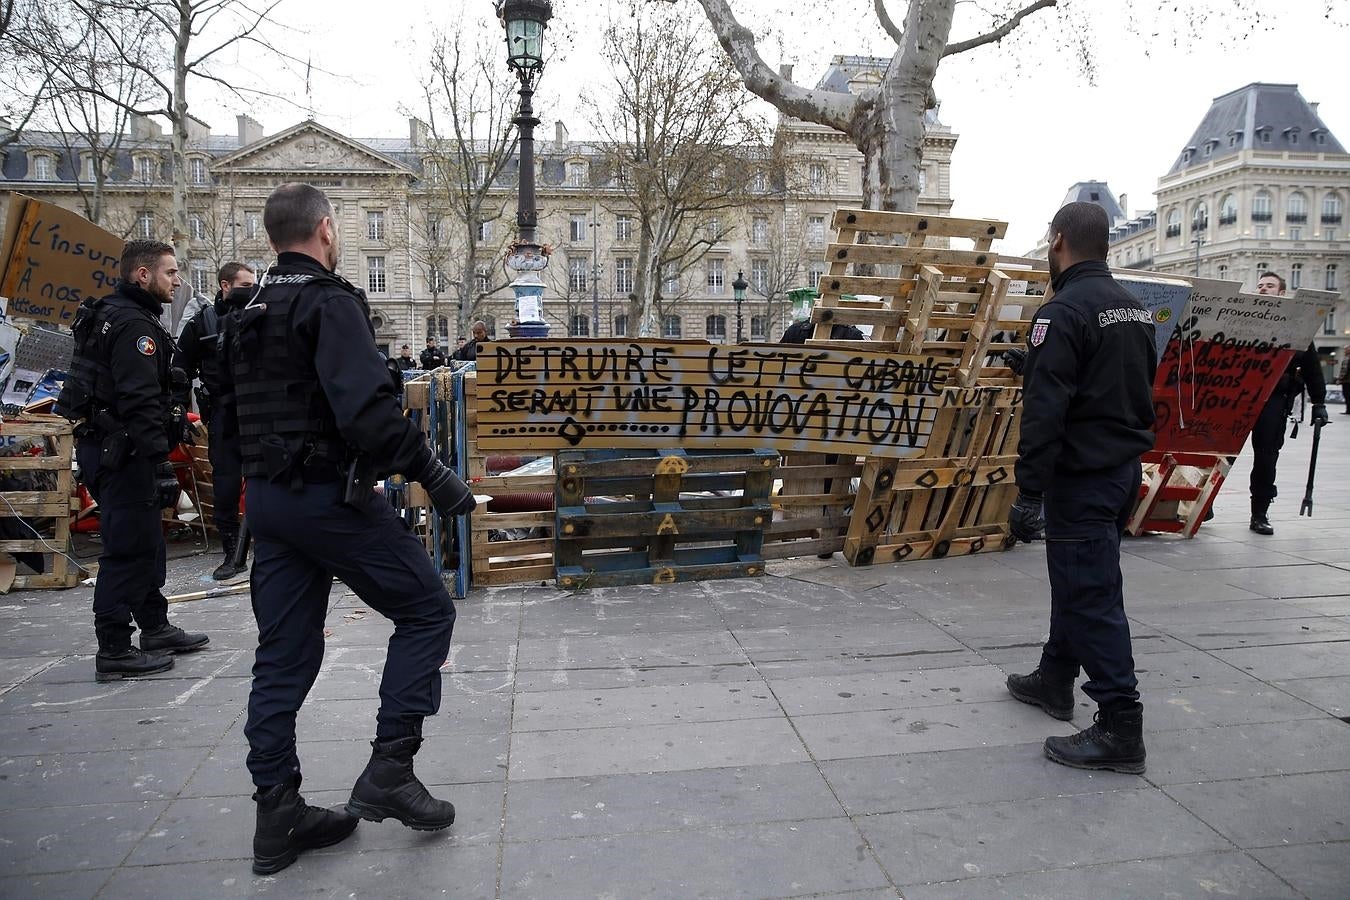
xmin=226 ymin=271 xmax=349 ymax=479
xmin=192 ymin=304 xmax=226 ymax=391
xmin=55 ymin=293 xmax=171 ymax=430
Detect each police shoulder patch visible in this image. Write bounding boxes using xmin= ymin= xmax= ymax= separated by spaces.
xmin=1030 ymin=318 xmax=1052 ymax=347
xmin=136 ymin=335 xmax=157 ymax=356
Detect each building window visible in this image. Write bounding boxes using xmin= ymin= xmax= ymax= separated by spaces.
xmin=476 ymin=220 xmax=491 ymax=241
xmin=136 ymin=212 xmax=155 ymax=239
xmin=808 ymin=163 xmax=826 ymax=192
xmin=707 ymin=258 xmax=725 ymax=294
xmin=568 ymin=256 xmax=588 ymax=292
xmin=1323 ymin=311 xmax=1336 ymax=336
xmin=244 ymin=212 xmax=261 ymax=240
xmin=661 ymin=314 xmax=681 ymax=338
xmin=1219 ymin=194 xmax=1238 ymax=226
xmin=613 ymin=314 xmax=628 ymax=337
xmin=614 ymin=257 xmax=634 ymax=294
xmin=474 ymin=160 xmax=489 ymax=186
xmin=475 ymin=265 xmax=490 ymax=294
xmin=1165 ymin=209 xmax=1182 ymax=238
xmin=569 ymin=214 xmax=587 ymax=242
xmin=136 ymin=156 xmax=157 ymax=181
xmin=750 ymin=315 xmax=766 ymax=339
xmin=367 ymin=210 xmax=386 ymax=242
xmin=188 ymin=214 xmax=206 ymax=241
xmin=1290 ymin=263 xmax=1302 ymax=290
xmin=1287 ymin=192 xmax=1308 ymax=224
xmin=705 ymin=314 xmax=726 ymax=340
xmin=807 ymin=215 xmax=826 ymax=246
xmin=1217 ymin=264 xmax=1228 ymax=281
xmin=1252 ymin=191 xmax=1273 ymax=222
xmin=663 ymin=261 xmax=679 ymax=294
xmin=31 ymin=154 xmax=53 ymax=180
xmin=1323 ymin=193 xmax=1343 ymax=225
xmin=427 ymin=315 xmax=449 ymax=344
xmin=189 ymin=157 xmax=208 ymax=185
xmin=808 ymin=261 xmax=825 ymax=287
xmin=1290 ymin=227 xmax=1302 ymax=241
xmin=751 ymin=258 xmax=768 ymax=292
xmin=190 ymin=264 xmax=211 ymax=293
xmin=426 ymin=214 xmax=445 ymax=243
xmin=367 ymin=256 xmax=387 ymax=293
xmin=248 ymin=258 xmax=267 ymax=276
xmin=1326 ymin=228 xmax=1338 ymax=241
xmin=1327 ymin=264 xmax=1339 ymax=291
xmin=751 ymin=215 xmax=768 ymax=245
xmin=429 ymin=267 xmax=451 ymax=293
xmin=706 ymin=217 xmax=721 ymax=243
xmin=567 ymin=162 xmax=586 ymax=188
xmin=569 ymin=313 xmax=590 ymax=337
xmin=751 ymin=171 xmax=767 ymax=192
xmin=1255 ymin=226 xmax=1268 ymax=240
xmin=1192 ymin=202 xmax=1208 ymax=232
xmin=616 ymin=214 xmax=632 ymax=242
xmin=82 ymin=154 xmax=97 ymax=181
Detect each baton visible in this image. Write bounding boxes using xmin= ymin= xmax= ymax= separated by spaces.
xmin=1299 ymin=421 xmax=1323 ymax=517
xmin=230 ymin=517 xmax=251 ymax=569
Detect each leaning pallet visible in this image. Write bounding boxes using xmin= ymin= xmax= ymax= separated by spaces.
xmin=554 ymin=448 xmax=776 ymax=589
xmin=0 ymin=417 xmax=82 ymax=589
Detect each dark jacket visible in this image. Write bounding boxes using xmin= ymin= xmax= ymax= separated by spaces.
xmin=87 ymin=284 xmax=176 ymax=461
xmin=171 ymin=294 xmax=228 ymax=412
xmin=1016 ymin=260 xmax=1159 ymax=494
xmin=1275 ymin=343 xmax=1326 ymax=403
xmin=779 ymin=320 xmax=865 ymax=343
xmin=395 ymin=355 xmax=417 ymax=371
xmin=420 ymin=346 xmax=447 ymax=369
xmin=451 ymin=339 xmax=482 ymax=362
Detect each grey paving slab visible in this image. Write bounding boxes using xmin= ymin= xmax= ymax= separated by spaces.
xmin=1144 ymin=682 xmax=1329 ymax=731
xmin=1165 ymin=771 xmax=1350 ymax=847
xmin=1212 ymin=563 xmax=1350 ymax=599
xmin=99 ymin=843 xmax=501 ymax=899
xmin=502 ymin=762 xmax=838 ymax=842
xmin=768 ymin=664 xmax=1009 ymax=717
xmin=898 ymin=851 xmax=1301 ymax=900
xmin=0 ymin=668 xmax=248 ymax=713
xmin=0 ymin=655 xmax=62 ymax=685
xmin=1214 ymin=639 xmax=1350 ymax=680
xmin=0 ymin=746 xmax=212 ymax=809
xmin=1287 ymin=594 xmax=1350 ymax=614
xmin=514 ymin=630 xmax=750 ymax=671
xmin=1163 ymin=615 xmax=1350 ymax=649
xmin=750 ymin=647 xmax=986 ymax=681
xmin=792 ymin=699 xmax=1078 ymax=761
xmin=512 ymin=659 xmax=762 ymax=693
xmin=1272 ymin=675 xmax=1350 ymax=716
xmin=513 ymin=680 xmax=783 ymax=731
xmin=0 ymin=705 xmax=239 ymax=755
xmin=509 ymin=716 xmax=808 ymax=781
xmin=857 ymin=789 xmax=1230 ymax=886
xmin=1125 ymin=596 xmax=1326 ymax=626
xmin=1143 ymin=718 xmax=1350 ymax=784
xmin=499 ymin=818 xmax=891 ymax=899
xmin=1248 ymin=842 xmax=1350 ymax=900
xmin=733 ymin=621 xmax=968 ymax=659
xmin=1129 ymin=648 xmax=1254 ymax=688
xmin=0 ymin=868 xmax=113 ymax=900
xmin=0 ymin=800 xmax=166 ymax=876
xmin=821 ymin=744 xmax=1139 ymax=816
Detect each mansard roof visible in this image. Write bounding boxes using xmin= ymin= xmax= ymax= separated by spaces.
xmin=1168 ymin=82 xmax=1345 ymax=175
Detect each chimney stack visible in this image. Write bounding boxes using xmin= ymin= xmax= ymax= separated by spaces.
xmin=1119 ymin=193 xmax=1129 ymax=220
xmin=237 ymin=114 xmax=264 ymax=147
xmin=555 ymin=120 xmax=569 ymax=145
xmin=409 ymin=117 xmax=428 ymax=148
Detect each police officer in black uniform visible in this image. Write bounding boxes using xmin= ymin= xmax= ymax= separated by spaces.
xmin=419 ymin=336 xmax=446 ymax=370
xmin=222 ymin=183 xmax=476 ymax=875
xmin=172 ymin=261 xmax=256 ymax=579
xmin=1248 ymin=271 xmax=1328 ymax=535
xmin=56 ymin=240 xmax=210 ymax=682
xmin=1004 ymin=202 xmax=1158 ymax=775
xmin=451 ymin=320 xmax=489 ymax=362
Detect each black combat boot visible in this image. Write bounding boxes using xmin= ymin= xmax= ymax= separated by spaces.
xmin=1043 ymin=703 xmax=1146 ymax=774
xmin=1250 ymin=500 xmax=1275 ymax=535
xmin=252 ymin=778 xmax=360 ymax=875
xmin=95 ymin=647 xmax=174 ymax=682
xmin=1007 ymin=669 xmax=1075 ymax=720
xmin=140 ymin=623 xmax=210 ymax=654
xmin=212 ymin=533 xmax=245 ymax=581
xmin=346 ymin=736 xmax=456 ymax=831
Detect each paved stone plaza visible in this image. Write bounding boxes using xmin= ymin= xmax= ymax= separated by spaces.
xmin=1 ymin=423 xmax=1347 ymax=899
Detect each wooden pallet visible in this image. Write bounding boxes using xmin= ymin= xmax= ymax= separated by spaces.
xmin=0 ymin=417 xmax=82 ymax=589
xmin=763 ymin=452 xmax=861 ymax=560
xmin=554 ymin=448 xmax=776 ymax=589
xmin=1127 ymin=451 xmax=1231 ymax=538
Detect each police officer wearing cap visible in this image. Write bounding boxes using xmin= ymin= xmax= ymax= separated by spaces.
xmin=222 ymin=182 xmax=476 ymax=875
xmin=172 ymin=261 xmax=256 ymax=580
xmin=56 ymin=240 xmax=210 ymax=682
xmin=1004 ymin=201 xmax=1158 ymax=775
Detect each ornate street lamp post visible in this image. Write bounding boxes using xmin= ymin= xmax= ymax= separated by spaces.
xmin=732 ymin=269 xmax=748 ymax=343
xmin=497 ymin=0 xmax=553 ymax=335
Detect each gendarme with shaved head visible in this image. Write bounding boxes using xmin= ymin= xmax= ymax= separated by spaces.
xmin=1004 ymin=199 xmax=1160 ymax=777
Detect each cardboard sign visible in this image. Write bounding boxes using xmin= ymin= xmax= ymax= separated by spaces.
xmin=0 ymin=194 xmax=123 ymax=325
xmin=1152 ymin=280 xmax=1331 ymax=455
xmin=1117 ymin=275 xmax=1192 ymax=361
xmin=475 ymin=339 xmax=1016 ymax=458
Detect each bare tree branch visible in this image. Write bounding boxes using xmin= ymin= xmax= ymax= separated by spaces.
xmin=943 ymin=0 xmax=1057 ymax=56
xmin=874 ymin=0 xmax=904 ymax=44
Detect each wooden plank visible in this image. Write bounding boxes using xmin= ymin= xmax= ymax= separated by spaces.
xmin=558 ymin=503 xmax=769 ymax=540
xmin=830 ymin=209 xmax=1008 ymax=242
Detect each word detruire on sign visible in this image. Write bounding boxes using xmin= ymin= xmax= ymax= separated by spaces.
xmin=476 ymin=340 xmax=1003 ymax=459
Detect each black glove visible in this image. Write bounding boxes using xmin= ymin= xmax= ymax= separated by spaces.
xmin=155 ymin=461 xmax=182 ymax=510
xmin=1003 ymin=348 xmax=1027 ymax=377
xmin=1311 ymin=403 xmax=1329 ymax=427
xmin=418 ymin=458 xmax=476 ymax=517
xmin=1008 ymin=489 xmax=1044 ymax=543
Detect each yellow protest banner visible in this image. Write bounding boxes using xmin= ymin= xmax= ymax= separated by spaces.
xmin=0 ymin=193 xmax=124 ymax=326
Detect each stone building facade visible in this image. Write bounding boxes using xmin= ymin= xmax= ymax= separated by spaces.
xmin=0 ymin=56 xmax=958 ymax=353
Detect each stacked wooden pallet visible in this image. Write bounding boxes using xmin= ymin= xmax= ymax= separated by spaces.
xmin=0 ymin=417 xmax=82 ymax=589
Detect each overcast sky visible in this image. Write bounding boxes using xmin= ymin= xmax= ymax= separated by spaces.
xmin=196 ymin=0 xmax=1348 ymax=252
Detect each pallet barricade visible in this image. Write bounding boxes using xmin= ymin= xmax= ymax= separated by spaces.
xmin=0 ymin=417 xmax=82 ymax=589
xmin=554 ymin=448 xmax=776 ymax=589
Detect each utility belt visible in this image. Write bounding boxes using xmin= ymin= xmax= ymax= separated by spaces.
xmin=75 ymin=409 xmax=135 ymax=472
xmin=257 ymin=433 xmax=351 ymax=489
